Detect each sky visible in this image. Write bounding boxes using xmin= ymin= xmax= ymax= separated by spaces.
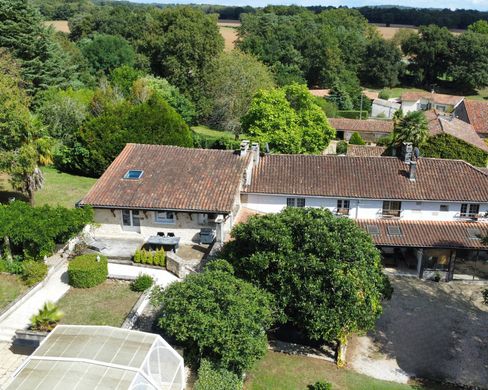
xmin=127 ymin=0 xmax=488 ymax=11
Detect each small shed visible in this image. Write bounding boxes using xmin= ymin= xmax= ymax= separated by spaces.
xmin=6 ymin=325 xmax=185 ymax=390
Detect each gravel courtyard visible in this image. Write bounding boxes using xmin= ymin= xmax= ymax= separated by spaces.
xmin=349 ymin=276 xmax=488 ymax=389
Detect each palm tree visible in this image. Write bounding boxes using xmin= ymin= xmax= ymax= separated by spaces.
xmin=393 ymin=110 xmax=429 ymax=148
xmin=30 ymin=302 xmax=64 ymax=332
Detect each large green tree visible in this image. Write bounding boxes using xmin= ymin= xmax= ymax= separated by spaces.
xmin=360 ymin=38 xmax=403 ymax=88
xmin=57 ymin=95 xmax=193 ymax=177
xmin=393 ymin=111 xmax=428 ymax=148
xmin=221 ymin=208 xmax=388 ymax=365
xmin=79 ymin=34 xmax=136 ymax=75
xmin=468 ymin=20 xmax=488 ymax=35
xmin=151 ymin=261 xmax=273 ymax=375
xmin=402 ymin=25 xmax=453 ymax=86
xmin=449 ymin=32 xmax=488 ymax=92
xmin=204 ymin=50 xmax=275 ymax=135
xmin=0 ymin=0 xmax=77 ymax=95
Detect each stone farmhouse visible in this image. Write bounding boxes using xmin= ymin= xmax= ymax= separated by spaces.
xmin=81 ymin=142 xmax=488 ymax=282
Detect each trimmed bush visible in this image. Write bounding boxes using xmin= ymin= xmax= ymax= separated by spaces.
xmin=68 ymin=254 xmax=108 ymax=288
xmin=133 ymin=249 xmax=165 ymax=267
xmin=22 ymin=260 xmax=48 ymax=287
xmin=348 ymin=132 xmax=366 ymax=145
xmin=0 ymin=259 xmax=24 ymax=274
xmin=308 ymin=381 xmax=333 ymax=390
xmin=378 ymin=90 xmax=390 ymax=100
xmin=194 ymin=360 xmax=242 ymax=390
xmin=131 ymin=274 xmax=154 ymax=292
xmin=337 ymin=110 xmax=369 ymax=119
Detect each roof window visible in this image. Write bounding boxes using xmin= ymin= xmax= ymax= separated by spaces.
xmin=387 ymin=226 xmax=402 ymax=236
xmin=124 ymin=170 xmax=143 ymax=179
xmin=366 ymin=225 xmax=380 ymax=235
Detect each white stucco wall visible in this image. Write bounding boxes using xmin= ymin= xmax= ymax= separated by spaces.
xmin=243 ymin=194 xmax=488 ymax=222
xmin=372 ymin=104 xmax=398 ymax=119
xmin=92 ymin=208 xmax=233 ymax=244
xmin=401 ymin=100 xmax=419 ymax=114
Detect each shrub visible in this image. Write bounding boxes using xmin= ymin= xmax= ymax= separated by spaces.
xmin=194 ymin=359 xmax=243 ymax=390
xmin=22 ymin=260 xmax=48 ymax=287
xmin=308 ymin=381 xmax=332 ymax=390
xmin=378 ymin=89 xmax=390 ymax=100
xmin=482 ymin=288 xmax=488 ymax=305
xmin=337 ymin=110 xmax=369 ymax=119
xmin=0 ymin=259 xmax=24 ymax=274
xmin=348 ymin=132 xmax=365 ymax=145
xmin=30 ymin=302 xmax=64 ymax=332
xmin=336 ymin=140 xmax=348 ymax=155
xmin=133 ymin=249 xmax=165 ymax=267
xmin=68 ymin=254 xmax=108 ymax=288
xmin=204 ymin=259 xmax=234 ymax=274
xmin=131 ymin=274 xmax=154 ymax=292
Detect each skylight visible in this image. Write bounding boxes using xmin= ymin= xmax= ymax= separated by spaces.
xmin=124 ymin=170 xmax=143 ymax=179
xmin=387 ymin=226 xmax=402 ymax=236
xmin=366 ymin=225 xmax=380 ymax=235
xmin=467 ymin=228 xmax=481 ymax=240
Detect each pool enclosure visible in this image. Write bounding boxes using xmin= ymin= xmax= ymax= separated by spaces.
xmin=7 ymin=325 xmax=185 ymax=390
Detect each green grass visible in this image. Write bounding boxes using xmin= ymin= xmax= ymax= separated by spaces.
xmin=367 ymin=85 xmax=488 ymax=101
xmin=366 ymin=87 xmax=425 ymax=99
xmin=0 ymin=166 xmax=97 ymax=208
xmin=192 ymin=125 xmax=236 ymax=140
xmin=245 ymin=351 xmax=447 ymax=390
xmin=58 ymin=280 xmax=141 ymax=327
xmin=0 ymin=274 xmax=27 ymax=311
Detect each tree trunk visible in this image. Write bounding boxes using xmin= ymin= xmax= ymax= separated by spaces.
xmin=336 ymin=334 xmax=348 ymax=367
xmin=27 ymin=187 xmax=34 ymax=206
xmin=3 ymin=236 xmax=13 ymax=262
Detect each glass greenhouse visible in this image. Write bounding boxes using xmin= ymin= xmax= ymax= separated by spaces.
xmin=7 ymin=325 xmax=185 ymax=390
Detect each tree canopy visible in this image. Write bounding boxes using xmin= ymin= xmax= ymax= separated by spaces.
xmin=221 ymin=208 xmax=389 ymax=363
xmin=151 ymin=261 xmax=273 ymax=375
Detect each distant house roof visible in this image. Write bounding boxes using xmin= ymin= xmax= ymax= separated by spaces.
xmin=463 ymin=100 xmax=488 ymax=135
xmin=309 ymin=89 xmax=330 ymax=97
xmin=373 ymin=98 xmax=401 ymax=109
xmin=401 ymin=92 xmax=464 ymax=107
xmin=363 ymin=90 xmax=379 ymax=100
xmin=80 ymin=144 xmax=249 ymax=213
xmin=244 ymin=154 xmax=488 ymax=202
xmin=356 ymin=219 xmax=488 ymax=250
xmin=425 ymin=111 xmax=488 ymax=153
xmin=329 ymin=118 xmax=394 ymax=133
xmin=346 ymin=145 xmax=388 ymax=157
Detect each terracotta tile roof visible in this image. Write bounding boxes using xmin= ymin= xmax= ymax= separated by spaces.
xmin=426 ymin=111 xmax=488 ymax=153
xmin=464 ymin=100 xmax=488 ymax=135
xmin=357 ymin=219 xmax=488 ymax=249
xmin=401 ymin=91 xmax=464 ymax=106
xmin=329 ymin=118 xmax=394 ymax=133
xmin=363 ymin=90 xmax=379 ymax=100
xmin=245 ymin=154 xmax=488 ymax=202
xmin=346 ymin=145 xmax=387 ymax=157
xmin=373 ymin=98 xmax=401 ymax=109
xmin=81 ymin=144 xmax=249 ymax=213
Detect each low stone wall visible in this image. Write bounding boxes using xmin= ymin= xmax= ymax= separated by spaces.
xmin=166 ymin=252 xmax=198 ymax=279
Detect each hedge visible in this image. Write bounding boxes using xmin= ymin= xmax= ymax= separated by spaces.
xmin=131 ymin=274 xmax=154 ymax=292
xmin=336 ymin=110 xmax=369 ymax=119
xmin=422 ymin=134 xmax=488 ymax=167
xmin=133 ymin=248 xmax=165 ymax=267
xmin=68 ymin=254 xmax=108 ymax=288
xmin=194 ymin=360 xmax=242 ymax=390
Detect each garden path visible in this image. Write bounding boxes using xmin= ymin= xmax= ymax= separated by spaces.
xmin=0 ymin=255 xmax=69 ymax=343
xmin=108 ymin=263 xmax=179 ymax=286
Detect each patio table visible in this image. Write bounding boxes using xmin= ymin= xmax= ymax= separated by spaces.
xmin=146 ymin=235 xmax=180 ymax=252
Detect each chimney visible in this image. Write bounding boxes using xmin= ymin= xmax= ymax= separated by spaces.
xmin=402 ymin=142 xmax=413 ymax=163
xmin=409 ymin=161 xmax=417 ymax=181
xmin=251 ymin=142 xmax=260 ymax=166
xmin=240 ymin=140 xmax=250 ymax=156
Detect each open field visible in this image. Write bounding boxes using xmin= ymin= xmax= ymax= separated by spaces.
xmin=0 ymin=274 xmax=27 ymax=312
xmin=244 ymin=351 xmax=448 ymax=390
xmin=192 ymin=125 xmax=235 ymax=140
xmin=58 ymin=280 xmax=141 ymax=327
xmin=44 ymin=20 xmax=70 ymax=33
xmin=0 ymin=167 xmax=96 ymax=208
xmin=220 ymin=25 xmax=238 ymax=51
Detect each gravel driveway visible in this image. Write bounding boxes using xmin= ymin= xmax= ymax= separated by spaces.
xmin=349 ymin=276 xmax=488 ymax=389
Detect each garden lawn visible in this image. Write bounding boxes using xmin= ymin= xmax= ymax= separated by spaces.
xmin=192 ymin=125 xmax=236 ymax=140
xmin=245 ymin=351 xmax=444 ymax=390
xmin=57 ymin=280 xmax=141 ymax=327
xmin=0 ymin=274 xmax=27 ymax=312
xmin=0 ymin=167 xmax=96 ymax=208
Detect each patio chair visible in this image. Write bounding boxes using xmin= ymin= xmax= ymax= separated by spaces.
xmin=167 ymin=232 xmax=175 ymax=237
xmin=157 ymin=232 xmax=165 ymax=237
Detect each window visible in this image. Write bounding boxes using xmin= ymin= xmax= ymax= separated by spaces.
xmin=287 ymin=198 xmax=306 ymax=208
xmin=460 ymin=203 xmax=480 ymax=218
xmin=336 ymin=199 xmax=350 ymax=215
xmin=124 ymin=170 xmax=143 ymax=179
xmin=155 ymin=211 xmax=175 ymax=224
xmin=435 ymin=104 xmax=447 ymax=112
xmin=440 ymin=205 xmax=449 ymax=212
xmin=382 ymin=201 xmax=401 ymax=218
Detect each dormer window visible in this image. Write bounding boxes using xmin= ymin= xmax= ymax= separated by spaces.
xmin=124 ymin=170 xmax=143 ymax=179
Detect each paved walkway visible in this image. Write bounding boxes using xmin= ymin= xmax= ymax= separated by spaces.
xmin=0 ymin=256 xmax=70 ymax=343
xmin=108 ymin=263 xmax=180 ymax=286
